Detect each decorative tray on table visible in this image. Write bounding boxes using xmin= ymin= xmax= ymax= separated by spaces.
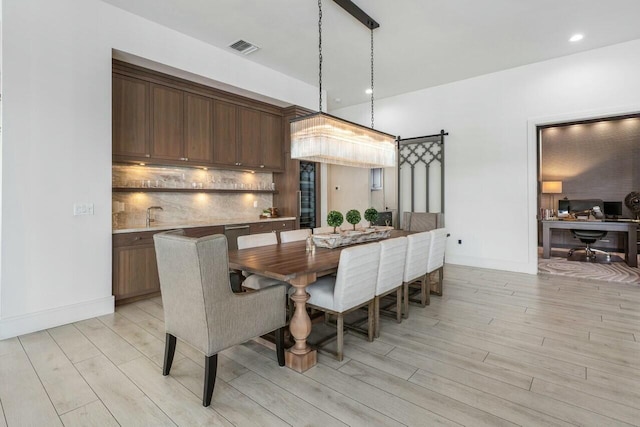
xmin=312 ymin=226 xmax=394 ymax=249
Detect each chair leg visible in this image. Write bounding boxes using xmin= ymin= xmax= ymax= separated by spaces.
xmin=403 ymin=282 xmax=409 ymax=319
xmin=367 ymin=302 xmax=375 ymax=342
xmin=275 ymin=326 xmax=285 ymax=367
xmin=163 ymin=333 xmax=177 ymax=376
xmin=203 ymin=354 xmax=218 ymax=407
xmin=374 ymin=296 xmax=381 ymax=338
xmin=396 ymin=287 xmax=402 ymax=323
xmin=337 ymin=314 xmax=344 ymax=361
xmin=421 ymin=275 xmax=430 ymax=306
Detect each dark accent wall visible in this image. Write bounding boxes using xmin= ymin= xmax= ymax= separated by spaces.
xmin=541 ymin=116 xmax=640 ymax=218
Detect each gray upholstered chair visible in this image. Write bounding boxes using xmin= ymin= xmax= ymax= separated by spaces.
xmin=373 ymin=237 xmax=407 ymax=338
xmin=153 ymin=230 xmax=287 ymax=407
xmin=302 ymin=242 xmax=380 ymax=361
xmin=426 ymin=228 xmax=449 ymax=296
xmin=280 ymin=228 xmax=311 ymax=243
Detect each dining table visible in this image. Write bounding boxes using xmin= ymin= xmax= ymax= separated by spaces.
xmin=227 ymin=229 xmax=410 ymax=372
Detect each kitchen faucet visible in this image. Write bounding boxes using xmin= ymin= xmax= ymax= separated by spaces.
xmin=146 ymin=206 xmax=164 ymax=227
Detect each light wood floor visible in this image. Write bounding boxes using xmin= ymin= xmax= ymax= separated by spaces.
xmin=1 ymin=265 xmax=639 ymax=426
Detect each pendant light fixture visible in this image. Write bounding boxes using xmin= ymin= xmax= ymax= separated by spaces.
xmin=290 ymin=0 xmax=396 ymax=169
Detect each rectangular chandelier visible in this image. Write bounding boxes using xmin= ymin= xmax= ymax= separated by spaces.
xmin=290 ymin=112 xmax=397 ymax=168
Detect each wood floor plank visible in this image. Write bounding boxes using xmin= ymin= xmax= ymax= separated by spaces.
xmin=48 ymin=324 xmax=101 ymax=364
xmin=410 ymin=369 xmax=630 ymax=426
xmin=59 ymin=400 xmax=119 ymax=427
xmin=19 ymin=331 xmax=97 ymax=415
xmin=543 ymin=336 xmax=640 ymax=370
xmin=489 ymin=318 xmax=590 ymax=341
xmin=333 ymin=342 xmax=418 ymax=380
xmin=75 ymin=354 xmax=174 ymax=426
xmin=0 ymin=337 xmax=22 ymax=357
xmin=229 ymin=371 xmax=348 ymax=427
xmin=74 ymin=318 xmax=142 ymax=366
xmin=0 ymin=350 xmax=63 ymax=426
xmin=119 ymin=356 xmax=233 ymax=426
xmin=531 ymin=378 xmax=640 ymax=425
xmin=381 ymin=334 xmax=534 ymax=389
xmin=305 ymin=363 xmax=461 ymax=426
xmin=339 ymin=360 xmax=517 ymax=427
xmin=170 ymin=356 xmax=293 ymax=427
xmin=134 ymin=299 xmax=165 ymax=321
xmin=226 ymin=344 xmax=405 ymax=427
xmin=98 ymin=312 xmax=184 ymax=368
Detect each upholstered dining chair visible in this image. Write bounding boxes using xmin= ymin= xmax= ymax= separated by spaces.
xmin=280 ymin=228 xmax=311 ymax=243
xmin=153 ymin=230 xmax=287 ymax=407
xmin=302 ymin=242 xmax=381 ymax=361
xmin=373 ymin=237 xmax=408 ymax=338
xmin=402 ymin=231 xmax=432 ymax=318
xmin=237 ymin=232 xmax=288 ymax=290
xmin=426 ymin=228 xmax=449 ymax=296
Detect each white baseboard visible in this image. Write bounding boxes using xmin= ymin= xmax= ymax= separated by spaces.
xmin=446 ymin=255 xmax=538 ymax=275
xmin=0 ymin=296 xmax=114 ymax=340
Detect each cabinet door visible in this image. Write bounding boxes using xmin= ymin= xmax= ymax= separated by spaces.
xmin=113 ymin=245 xmax=160 ymax=302
xmin=261 ymin=112 xmax=283 ymax=170
xmin=237 ymin=107 xmax=262 ymax=168
xmin=150 ymin=84 xmax=184 ymax=160
xmin=212 ymin=101 xmax=238 ymax=166
xmin=184 ymin=93 xmax=214 ymax=164
xmin=112 ymin=75 xmax=149 ymax=158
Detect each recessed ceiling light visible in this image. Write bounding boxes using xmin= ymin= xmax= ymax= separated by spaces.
xmin=569 ymin=34 xmax=584 ymax=42
xmin=365 ymin=88 xmax=373 ymax=94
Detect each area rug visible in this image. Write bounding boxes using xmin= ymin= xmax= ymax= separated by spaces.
xmin=538 ymin=248 xmax=640 ymax=284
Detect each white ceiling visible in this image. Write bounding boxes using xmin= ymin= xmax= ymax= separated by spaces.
xmin=101 ymin=0 xmax=640 ymax=110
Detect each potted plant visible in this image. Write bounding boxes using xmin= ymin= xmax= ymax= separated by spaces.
xmin=346 ymin=209 xmax=361 ymax=231
xmin=364 ymin=207 xmax=378 ymax=228
xmin=327 ymin=210 xmax=344 ymax=234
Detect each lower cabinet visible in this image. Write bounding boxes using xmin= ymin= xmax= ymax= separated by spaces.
xmin=112 ymin=221 xmax=293 ymax=304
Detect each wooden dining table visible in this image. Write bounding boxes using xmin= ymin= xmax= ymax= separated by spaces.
xmin=227 ymin=230 xmax=410 ymax=372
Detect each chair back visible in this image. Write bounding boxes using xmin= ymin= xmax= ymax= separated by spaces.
xmin=333 ymin=243 xmax=380 ymax=312
xmin=427 ymin=228 xmax=448 ymax=273
xmin=404 ymin=231 xmax=431 ymax=283
xmin=376 ymin=237 xmax=408 ymax=296
xmin=280 ymin=229 xmax=311 ymax=243
xmin=237 ymin=232 xmax=277 ymax=249
xmin=154 ymin=230 xmax=234 ymax=355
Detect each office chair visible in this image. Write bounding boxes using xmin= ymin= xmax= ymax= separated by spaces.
xmin=568 ymin=229 xmax=611 ymax=262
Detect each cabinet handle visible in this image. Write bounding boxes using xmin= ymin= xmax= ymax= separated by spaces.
xmin=145 ymin=154 xmax=150 ymax=158
xmin=133 ymin=237 xmax=141 ymax=241
xmin=184 ymin=158 xmax=189 ymax=161
xmin=260 ymin=165 xmax=265 ymax=168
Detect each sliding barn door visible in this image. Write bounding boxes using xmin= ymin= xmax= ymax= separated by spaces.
xmin=397 ymin=131 xmax=447 ymax=228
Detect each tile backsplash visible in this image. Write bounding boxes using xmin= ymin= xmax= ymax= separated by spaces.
xmin=112 ymin=165 xmax=274 ymax=229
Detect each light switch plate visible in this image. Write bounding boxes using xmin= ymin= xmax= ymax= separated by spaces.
xmin=74 ymin=203 xmax=95 ymax=216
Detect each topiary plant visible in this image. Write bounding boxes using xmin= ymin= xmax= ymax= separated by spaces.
xmin=364 ymin=207 xmax=378 ymax=227
xmin=346 ymin=209 xmax=361 ymax=230
xmin=327 ymin=210 xmax=344 ymax=233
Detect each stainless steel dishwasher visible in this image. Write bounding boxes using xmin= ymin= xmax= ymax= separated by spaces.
xmin=224 ymin=224 xmax=250 ymax=250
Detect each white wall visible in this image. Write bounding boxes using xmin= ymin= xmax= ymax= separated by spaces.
xmin=0 ymin=0 xmax=317 ymax=339
xmin=332 ymin=39 xmax=640 ymax=274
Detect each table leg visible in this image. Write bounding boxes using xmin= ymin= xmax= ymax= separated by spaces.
xmin=285 ymin=273 xmax=317 ymax=372
xmin=542 ymin=223 xmax=551 ymax=258
xmin=628 ymin=225 xmax=638 ymax=268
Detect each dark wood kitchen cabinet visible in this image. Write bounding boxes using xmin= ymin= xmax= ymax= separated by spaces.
xmin=150 ymin=84 xmax=184 ymax=161
xmin=112 ymin=75 xmax=150 ymax=159
xmin=113 ymin=231 xmax=160 ymax=304
xmin=113 ymin=60 xmax=285 ymax=171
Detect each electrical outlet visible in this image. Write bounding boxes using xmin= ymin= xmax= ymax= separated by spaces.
xmin=458 ymin=239 xmax=462 ymax=244
xmin=73 ymin=203 xmax=94 ymax=216
xmin=335 ymin=185 xmax=340 ymax=191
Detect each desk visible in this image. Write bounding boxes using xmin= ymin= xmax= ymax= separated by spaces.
xmin=541 ymin=220 xmax=638 ymax=267
xmin=227 ymin=230 xmax=410 ymax=372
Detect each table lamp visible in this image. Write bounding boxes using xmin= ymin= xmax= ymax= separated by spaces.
xmin=542 ymin=181 xmax=563 ymax=212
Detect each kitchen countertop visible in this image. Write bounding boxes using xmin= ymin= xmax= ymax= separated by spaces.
xmin=113 ymin=216 xmax=297 ymax=234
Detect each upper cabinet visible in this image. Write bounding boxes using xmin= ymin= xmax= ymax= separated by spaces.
xmin=112 ymin=75 xmax=149 ymax=158
xmin=112 ymin=61 xmax=285 ymax=172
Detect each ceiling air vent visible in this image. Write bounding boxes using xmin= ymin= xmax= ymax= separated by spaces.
xmin=229 ymin=40 xmax=260 ymax=55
